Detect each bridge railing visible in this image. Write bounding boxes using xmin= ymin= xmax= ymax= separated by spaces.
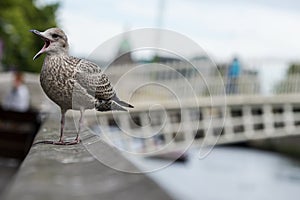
xmin=83 ymin=95 xmax=300 ymax=155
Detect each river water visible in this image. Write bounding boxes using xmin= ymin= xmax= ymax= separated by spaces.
xmin=131 ymin=147 xmax=300 ymax=200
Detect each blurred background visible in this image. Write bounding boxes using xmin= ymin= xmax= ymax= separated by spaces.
xmin=0 ymin=0 xmax=300 ymax=199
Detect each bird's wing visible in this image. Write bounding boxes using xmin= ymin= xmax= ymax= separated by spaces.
xmin=66 ymin=56 xmax=116 ymax=100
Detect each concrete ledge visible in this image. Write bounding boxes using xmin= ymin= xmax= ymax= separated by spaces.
xmin=2 ymin=116 xmax=171 ymax=200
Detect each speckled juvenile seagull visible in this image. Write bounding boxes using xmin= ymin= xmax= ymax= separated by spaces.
xmin=30 ymin=27 xmax=133 ymax=145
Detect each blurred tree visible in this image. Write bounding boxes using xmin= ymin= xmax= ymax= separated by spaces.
xmin=0 ymin=0 xmax=59 ymax=72
xmin=274 ymin=62 xmax=300 ymax=94
xmin=287 ymin=63 xmax=300 ymax=75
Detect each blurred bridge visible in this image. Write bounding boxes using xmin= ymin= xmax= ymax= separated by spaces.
xmin=86 ymin=94 xmax=300 ymax=155
xmin=83 ymin=61 xmax=300 ymax=155
xmin=1 ymin=60 xmax=299 ymax=156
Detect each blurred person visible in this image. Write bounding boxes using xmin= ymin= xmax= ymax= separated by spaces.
xmin=2 ymin=71 xmax=30 ymax=112
xmin=226 ymin=57 xmax=241 ymax=94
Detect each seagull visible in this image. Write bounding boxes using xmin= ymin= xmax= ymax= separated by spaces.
xmin=30 ymin=27 xmax=133 ymax=145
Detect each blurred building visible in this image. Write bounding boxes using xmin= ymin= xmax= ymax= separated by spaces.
xmin=111 ymin=34 xmax=134 ymax=65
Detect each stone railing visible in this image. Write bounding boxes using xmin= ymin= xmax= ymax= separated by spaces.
xmin=1 ymin=114 xmax=171 ymax=200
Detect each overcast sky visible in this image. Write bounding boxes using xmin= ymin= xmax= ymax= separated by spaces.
xmin=42 ymin=0 xmax=300 ymax=61
xmin=41 ymin=0 xmax=300 ymax=93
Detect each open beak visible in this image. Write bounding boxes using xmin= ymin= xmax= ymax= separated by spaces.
xmin=30 ymin=29 xmax=52 ymax=60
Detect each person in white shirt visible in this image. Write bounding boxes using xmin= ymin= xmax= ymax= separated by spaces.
xmin=2 ymin=71 xmax=30 ymax=112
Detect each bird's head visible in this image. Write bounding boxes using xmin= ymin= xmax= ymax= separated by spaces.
xmin=30 ymin=27 xmax=69 ymax=60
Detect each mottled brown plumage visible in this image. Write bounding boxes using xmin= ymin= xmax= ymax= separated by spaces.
xmin=31 ymin=27 xmax=133 ymax=145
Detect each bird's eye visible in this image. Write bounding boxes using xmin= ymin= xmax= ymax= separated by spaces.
xmin=52 ymin=34 xmax=59 ymax=39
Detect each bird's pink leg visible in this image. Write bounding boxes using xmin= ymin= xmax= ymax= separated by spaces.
xmin=53 ymin=109 xmax=81 ymax=145
xmin=55 ymin=109 xmax=82 ymax=145
xmin=34 ymin=109 xmax=84 ymax=146
xmin=52 ymin=110 xmax=67 ymax=145
xmin=56 ymin=108 xmax=83 ymax=145
xmin=58 ymin=110 xmax=66 ymax=143
xmin=74 ymin=108 xmax=84 ymax=143
xmin=34 ymin=110 xmax=69 ymax=145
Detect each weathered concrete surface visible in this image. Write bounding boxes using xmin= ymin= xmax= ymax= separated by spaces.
xmin=2 ymin=115 xmax=171 ymax=200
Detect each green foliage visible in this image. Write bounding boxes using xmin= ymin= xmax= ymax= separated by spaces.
xmin=274 ymin=62 xmax=300 ymax=94
xmin=287 ymin=63 xmax=300 ymax=75
xmin=0 ymin=0 xmax=59 ymax=72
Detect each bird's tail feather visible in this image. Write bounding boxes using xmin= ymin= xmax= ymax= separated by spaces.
xmin=110 ymin=101 xmax=128 ymax=111
xmin=112 ymin=95 xmax=134 ymax=108
xmin=95 ymin=99 xmax=128 ymax=112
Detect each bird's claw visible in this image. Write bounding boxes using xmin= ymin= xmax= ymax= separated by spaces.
xmin=53 ymin=139 xmax=81 ymax=145
xmin=33 ymin=139 xmax=81 ymax=145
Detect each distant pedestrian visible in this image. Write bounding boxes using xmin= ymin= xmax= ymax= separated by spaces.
xmin=2 ymin=71 xmax=30 ymax=112
xmin=226 ymin=57 xmax=241 ymax=94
